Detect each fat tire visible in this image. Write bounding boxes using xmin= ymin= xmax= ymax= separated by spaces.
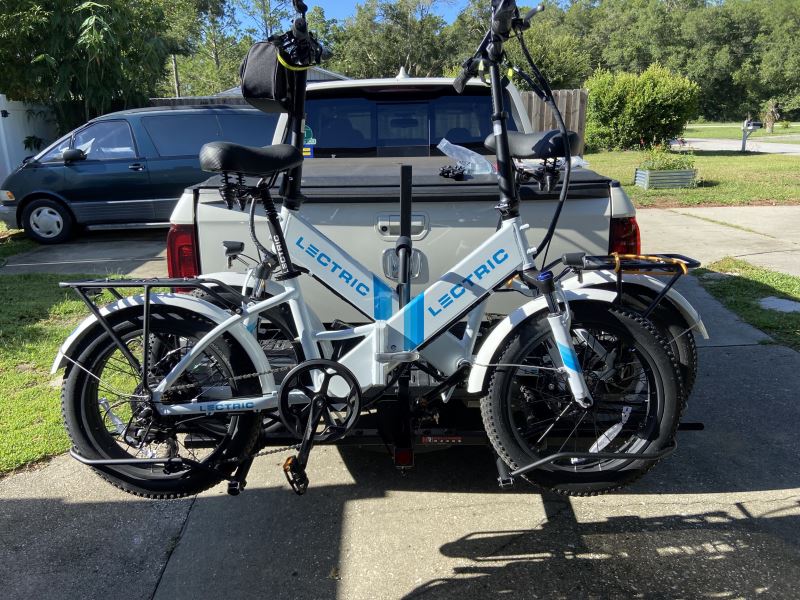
xmin=481 ymin=304 xmax=684 ymax=497
xmin=61 ymin=306 xmax=261 ymax=499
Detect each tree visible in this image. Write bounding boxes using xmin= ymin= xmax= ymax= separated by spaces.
xmin=236 ymin=0 xmax=290 ymax=39
xmin=171 ymin=3 xmax=254 ymax=97
xmin=328 ymin=0 xmax=455 ymax=79
xmin=0 ymin=0 xmax=173 ymax=132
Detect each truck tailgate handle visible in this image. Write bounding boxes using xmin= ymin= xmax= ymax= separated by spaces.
xmin=376 ymin=214 xmax=428 ymax=238
xmin=382 ymin=248 xmax=423 ymax=281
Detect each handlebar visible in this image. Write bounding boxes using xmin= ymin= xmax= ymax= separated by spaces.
xmin=452 ymin=3 xmax=544 ymax=94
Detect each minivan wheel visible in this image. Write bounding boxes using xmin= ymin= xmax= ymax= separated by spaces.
xmin=22 ymin=198 xmax=73 ymax=244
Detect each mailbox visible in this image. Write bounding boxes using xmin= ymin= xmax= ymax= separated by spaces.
xmin=741 ymin=119 xmax=763 ymax=151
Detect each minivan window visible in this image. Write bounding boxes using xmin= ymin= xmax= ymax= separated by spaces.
xmin=73 ymin=121 xmax=137 ymax=160
xmin=142 ymin=114 xmax=222 ymax=157
xmin=218 ymin=113 xmax=279 ymax=147
xmin=36 ymin=134 xmax=71 ymax=163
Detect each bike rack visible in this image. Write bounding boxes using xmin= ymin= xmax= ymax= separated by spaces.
xmin=492 ymin=440 xmax=678 ymax=487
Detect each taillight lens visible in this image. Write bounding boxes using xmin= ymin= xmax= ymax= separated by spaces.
xmin=609 ymin=216 xmax=641 ymax=255
xmin=166 ymin=224 xmax=199 ymax=278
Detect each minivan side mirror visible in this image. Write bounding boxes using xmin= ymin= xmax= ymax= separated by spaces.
xmin=62 ymin=148 xmax=87 ymax=162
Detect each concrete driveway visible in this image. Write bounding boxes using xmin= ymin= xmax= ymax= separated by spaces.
xmin=1 ymin=210 xmax=799 ymax=599
xmin=0 ymin=229 xmax=167 ymax=277
xmin=1 ymin=275 xmax=798 ymax=599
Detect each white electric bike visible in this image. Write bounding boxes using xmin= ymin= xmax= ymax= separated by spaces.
xmin=56 ymin=0 xmax=705 ymax=499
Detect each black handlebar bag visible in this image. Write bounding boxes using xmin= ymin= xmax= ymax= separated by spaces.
xmin=240 ymin=42 xmax=295 ymax=113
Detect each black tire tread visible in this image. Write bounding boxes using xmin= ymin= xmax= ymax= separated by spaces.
xmin=481 ymin=305 xmax=685 ymax=497
xmin=61 ymin=306 xmax=262 ymax=499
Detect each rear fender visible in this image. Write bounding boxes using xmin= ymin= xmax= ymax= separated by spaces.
xmin=567 ymin=271 xmax=708 ymax=339
xmin=467 ymin=288 xmax=618 ymax=394
xmin=51 ymin=293 xmax=275 ymax=394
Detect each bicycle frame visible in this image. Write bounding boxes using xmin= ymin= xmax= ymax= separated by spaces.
xmin=145 ymin=202 xmax=550 ymax=416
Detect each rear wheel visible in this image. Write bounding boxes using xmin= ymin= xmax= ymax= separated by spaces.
xmin=481 ymin=304 xmax=683 ymax=496
xmin=61 ymin=306 xmax=262 ymax=498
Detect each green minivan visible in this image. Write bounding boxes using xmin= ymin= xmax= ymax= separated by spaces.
xmin=0 ymin=105 xmax=278 ymax=243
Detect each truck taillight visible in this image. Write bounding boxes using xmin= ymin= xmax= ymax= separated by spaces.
xmin=609 ymin=217 xmax=641 ymax=255
xmin=166 ymin=224 xmax=199 ymax=278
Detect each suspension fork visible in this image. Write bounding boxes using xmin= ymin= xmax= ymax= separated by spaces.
xmin=524 ymin=269 xmax=593 ymax=408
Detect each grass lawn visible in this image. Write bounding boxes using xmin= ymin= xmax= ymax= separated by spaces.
xmin=0 ymin=274 xmax=94 ymax=473
xmin=696 ymin=258 xmax=800 ymax=351
xmin=684 ymin=122 xmax=800 ymax=143
xmin=585 ymin=150 xmax=800 ymax=208
xmin=0 ymin=223 xmax=35 ymax=262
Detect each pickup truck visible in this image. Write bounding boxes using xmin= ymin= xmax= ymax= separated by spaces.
xmin=168 ymin=77 xmax=640 ymax=324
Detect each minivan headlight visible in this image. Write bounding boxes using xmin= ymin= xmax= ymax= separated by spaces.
xmin=1 ymin=190 xmax=15 ymax=203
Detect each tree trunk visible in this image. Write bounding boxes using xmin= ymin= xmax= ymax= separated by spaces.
xmin=171 ymin=54 xmax=182 ymax=98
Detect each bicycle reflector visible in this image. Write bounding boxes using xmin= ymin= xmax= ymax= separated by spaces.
xmin=609 ymin=217 xmax=641 ymax=256
xmin=166 ymin=224 xmax=200 ymax=279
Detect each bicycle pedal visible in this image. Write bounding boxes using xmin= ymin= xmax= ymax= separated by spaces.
xmin=282 ymin=455 xmax=309 ymax=495
xmin=227 ymin=480 xmax=245 ymax=496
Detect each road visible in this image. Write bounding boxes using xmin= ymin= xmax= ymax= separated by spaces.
xmin=676 ymin=137 xmax=800 ymax=155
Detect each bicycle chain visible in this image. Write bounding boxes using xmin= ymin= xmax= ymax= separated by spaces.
xmin=165 ymin=364 xmax=294 ymax=393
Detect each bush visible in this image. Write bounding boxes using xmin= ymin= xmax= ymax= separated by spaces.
xmin=637 ymin=146 xmax=695 ymax=171
xmin=585 ymin=65 xmax=699 ymax=151
xmin=779 ymin=120 xmax=791 ymax=129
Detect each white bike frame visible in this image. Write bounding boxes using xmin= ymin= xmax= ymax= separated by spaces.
xmin=149 ymin=202 xmax=592 ymax=416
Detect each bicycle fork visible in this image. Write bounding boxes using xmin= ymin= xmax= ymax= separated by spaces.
xmin=525 ymin=270 xmax=593 ymax=408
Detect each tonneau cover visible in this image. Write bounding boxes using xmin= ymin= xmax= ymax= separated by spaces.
xmin=195 ymin=156 xmax=611 ymax=203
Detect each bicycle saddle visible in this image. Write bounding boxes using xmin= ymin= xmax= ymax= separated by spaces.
xmin=484 ymin=129 xmax=581 ymax=160
xmin=200 ymin=142 xmax=303 ymax=176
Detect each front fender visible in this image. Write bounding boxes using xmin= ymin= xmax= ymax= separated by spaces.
xmin=51 ymin=293 xmax=275 ymax=394
xmin=467 ymin=288 xmax=619 ymax=394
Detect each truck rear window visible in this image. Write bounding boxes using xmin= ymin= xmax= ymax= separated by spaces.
xmin=305 ymin=91 xmax=517 ymax=158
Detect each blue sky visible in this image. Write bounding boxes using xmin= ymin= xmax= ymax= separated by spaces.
xmin=314 ymin=1 xmax=471 ymax=24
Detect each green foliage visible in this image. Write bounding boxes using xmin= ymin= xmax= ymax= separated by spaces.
xmin=168 ymin=4 xmax=255 ymax=97
xmin=636 ymin=146 xmax=694 ymax=171
xmin=780 ymin=120 xmax=792 ymax=130
xmin=0 ymin=0 xmax=174 ymax=132
xmin=585 ymin=65 xmax=699 ymax=151
xmin=327 ymin=0 xmax=454 ymax=78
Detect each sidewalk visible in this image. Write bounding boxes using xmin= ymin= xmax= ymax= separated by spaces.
xmin=636 ymin=205 xmax=800 ymax=276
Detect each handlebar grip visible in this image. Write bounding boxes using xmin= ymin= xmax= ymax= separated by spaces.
xmin=561 ymin=252 xmax=586 ymax=268
xmin=453 ymin=68 xmax=471 ymax=94
xmin=491 ymin=0 xmax=517 ymax=39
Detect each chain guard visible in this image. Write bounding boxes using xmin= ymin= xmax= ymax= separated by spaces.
xmin=278 ymin=359 xmax=362 ymax=442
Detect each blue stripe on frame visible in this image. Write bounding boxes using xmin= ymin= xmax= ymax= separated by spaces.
xmin=372 ymin=274 xmax=392 ymax=320
xmin=403 ymin=294 xmax=425 ymax=350
xmin=556 ymin=342 xmax=580 ymax=372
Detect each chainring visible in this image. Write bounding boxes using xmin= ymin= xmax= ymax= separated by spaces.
xmin=278 ymin=359 xmax=362 ymax=442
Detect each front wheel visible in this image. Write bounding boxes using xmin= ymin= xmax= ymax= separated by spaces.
xmin=481 ymin=303 xmax=684 ymax=496
xmin=61 ymin=306 xmax=262 ymax=498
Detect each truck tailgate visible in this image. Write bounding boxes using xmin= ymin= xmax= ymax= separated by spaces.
xmin=195 ymin=156 xmax=612 ymax=322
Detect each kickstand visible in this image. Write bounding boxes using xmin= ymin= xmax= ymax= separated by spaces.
xmin=228 ymin=456 xmax=254 ymax=496
xmin=495 ymin=454 xmax=514 ymax=489
xmin=283 ymin=395 xmax=326 ymax=495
